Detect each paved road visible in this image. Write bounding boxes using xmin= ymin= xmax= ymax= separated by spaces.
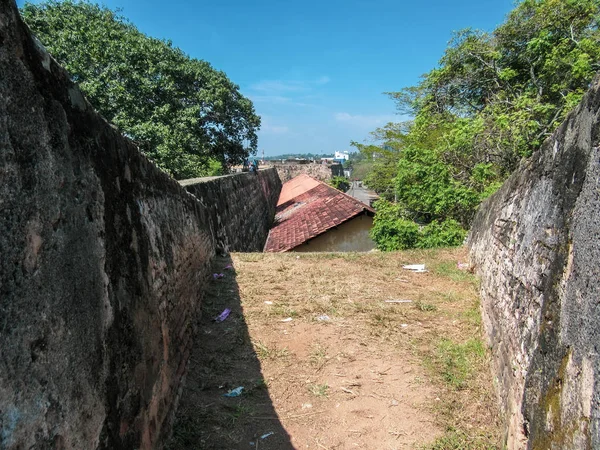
xmin=346 ymin=181 xmax=379 ymax=206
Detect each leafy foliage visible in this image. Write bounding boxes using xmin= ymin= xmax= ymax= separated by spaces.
xmin=328 ymin=176 xmax=350 ymax=192
xmin=370 ymin=200 xmax=466 ymax=251
xmin=21 ymin=1 xmax=260 ymax=179
xmin=359 ymin=0 xmax=600 ymax=250
xmin=418 ymin=220 xmax=467 ymax=249
xmin=392 ymin=0 xmax=600 ymax=172
xmin=369 ymin=201 xmax=419 ymax=250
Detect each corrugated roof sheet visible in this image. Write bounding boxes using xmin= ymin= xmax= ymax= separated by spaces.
xmin=264 ymin=175 xmax=375 ymax=252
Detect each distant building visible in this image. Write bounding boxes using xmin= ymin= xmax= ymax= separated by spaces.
xmin=264 ymin=174 xmax=376 ymax=252
xmin=334 ymin=151 xmax=349 ymax=162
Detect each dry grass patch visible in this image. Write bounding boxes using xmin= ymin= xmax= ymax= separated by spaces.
xmin=234 ymin=247 xmax=501 ymax=449
xmin=169 ymin=247 xmax=501 ymax=449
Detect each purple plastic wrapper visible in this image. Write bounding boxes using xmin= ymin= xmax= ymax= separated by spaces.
xmin=215 ymin=308 xmax=231 ymax=322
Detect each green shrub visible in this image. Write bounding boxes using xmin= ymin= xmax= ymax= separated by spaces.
xmin=370 ymin=200 xmax=419 ymax=250
xmin=370 ymin=200 xmax=467 ymax=251
xmin=417 ymin=219 xmax=467 ymax=248
xmin=329 ymin=176 xmax=350 ymax=192
xmin=370 ymin=217 xmax=419 ymax=251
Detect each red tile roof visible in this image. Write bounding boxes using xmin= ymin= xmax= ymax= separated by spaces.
xmin=265 ymin=175 xmax=375 ymax=252
xmin=276 ymin=173 xmax=320 ymax=206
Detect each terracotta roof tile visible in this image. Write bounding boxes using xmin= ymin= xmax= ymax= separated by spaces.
xmin=265 ymin=175 xmax=375 ymax=252
xmin=277 ymin=173 xmax=320 ymax=206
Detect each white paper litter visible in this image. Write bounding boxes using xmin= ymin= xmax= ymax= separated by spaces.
xmin=402 ymin=264 xmax=427 ymax=272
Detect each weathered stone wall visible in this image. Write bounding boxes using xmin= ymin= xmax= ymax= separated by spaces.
xmin=267 ymin=162 xmax=342 ymax=182
xmin=180 ymin=169 xmax=281 ymax=253
xmin=0 ymin=2 xmax=280 ymax=448
xmin=468 ymin=78 xmax=600 ymax=449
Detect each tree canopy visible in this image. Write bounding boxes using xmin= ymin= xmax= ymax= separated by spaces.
xmin=328 ymin=176 xmax=350 ymax=192
xmin=354 ymin=0 xmax=600 ymax=250
xmin=21 ymin=1 xmax=260 ymax=179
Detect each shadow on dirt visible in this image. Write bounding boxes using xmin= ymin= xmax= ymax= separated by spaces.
xmin=167 ymin=255 xmax=294 ymax=450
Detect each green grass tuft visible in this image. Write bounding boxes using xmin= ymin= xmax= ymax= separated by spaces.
xmin=422 ymin=428 xmax=499 ymax=450
xmin=434 ymin=338 xmax=486 ymax=389
xmin=432 ymin=261 xmax=476 ymax=283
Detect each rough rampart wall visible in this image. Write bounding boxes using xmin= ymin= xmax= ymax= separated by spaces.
xmin=181 ymin=171 xmax=280 ymax=253
xmin=268 ymin=162 xmax=342 ymax=182
xmin=0 ymin=2 xmax=280 ymax=448
xmin=469 ymin=78 xmax=600 ymax=449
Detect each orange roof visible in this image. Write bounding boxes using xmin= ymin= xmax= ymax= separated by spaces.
xmin=276 ymin=173 xmax=321 ymax=206
xmin=265 ymin=175 xmax=375 ymax=252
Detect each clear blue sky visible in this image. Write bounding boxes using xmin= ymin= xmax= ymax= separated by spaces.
xmin=18 ymin=0 xmax=516 ymax=156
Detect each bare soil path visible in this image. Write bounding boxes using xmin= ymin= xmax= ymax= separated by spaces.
xmin=168 ymin=248 xmax=501 ymax=449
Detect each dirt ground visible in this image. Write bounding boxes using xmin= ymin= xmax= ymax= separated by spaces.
xmin=168 ymin=248 xmax=502 ymax=450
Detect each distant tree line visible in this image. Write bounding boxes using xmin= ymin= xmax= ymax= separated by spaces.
xmin=21 ymin=1 xmax=260 ymax=180
xmin=353 ymin=0 xmax=600 ymax=250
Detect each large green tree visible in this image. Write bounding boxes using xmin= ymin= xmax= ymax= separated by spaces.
xmin=391 ymin=0 xmax=600 ymax=174
xmin=361 ymin=0 xmax=600 ymax=251
xmin=21 ymin=1 xmax=260 ymax=179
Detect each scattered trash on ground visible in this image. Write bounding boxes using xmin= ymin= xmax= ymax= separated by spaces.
xmin=223 ymin=386 xmax=244 ymax=397
xmin=385 ymin=300 xmax=412 ymax=304
xmin=260 ymin=432 xmax=274 ymax=440
xmin=264 ymin=301 xmax=273 ymax=305
xmin=457 ymin=262 xmax=469 ymax=271
xmin=301 ymin=403 xmax=313 ymax=409
xmin=400 ymin=324 xmax=408 ymax=328
xmin=281 ymin=317 xmax=293 ymax=322
xmin=402 ymin=264 xmax=427 ymax=273
xmin=212 ymin=273 xmax=225 ymax=280
xmin=223 ymin=264 xmax=233 ymax=270
xmin=316 ymin=314 xmax=331 ymax=321
xmin=214 ymin=308 xmax=231 ymax=322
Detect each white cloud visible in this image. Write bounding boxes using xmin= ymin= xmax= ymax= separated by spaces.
xmin=249 ymin=95 xmax=292 ymax=104
xmin=260 ymin=117 xmax=290 ymax=135
xmin=315 ymin=75 xmax=331 ymax=85
xmin=249 ymin=94 xmax=316 ymax=108
xmin=262 ymin=125 xmax=289 ymax=134
xmin=250 ymin=76 xmax=331 ymax=94
xmin=334 ymin=112 xmax=397 ymax=128
xmin=252 ymin=80 xmax=306 ymax=93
